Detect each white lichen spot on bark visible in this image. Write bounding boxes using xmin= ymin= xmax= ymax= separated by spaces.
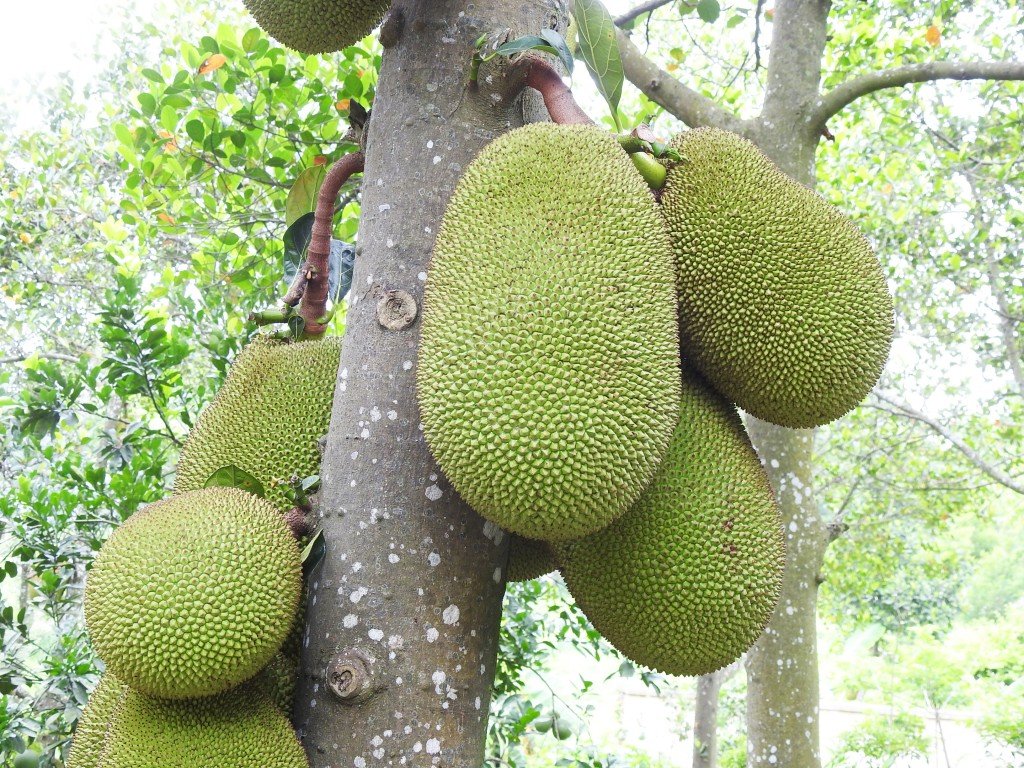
xmin=425 ymin=485 xmax=443 ymax=501
xmin=442 ymin=604 xmax=460 ymax=625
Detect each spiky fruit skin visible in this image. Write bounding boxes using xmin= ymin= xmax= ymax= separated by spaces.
xmin=100 ymin=686 xmax=308 ymax=768
xmin=243 ymin=0 xmax=390 ymax=55
xmin=66 ymin=675 xmax=128 ymax=768
xmin=661 ymin=127 xmax=894 ymax=428
xmin=85 ymin=488 xmax=301 ymax=699
xmin=562 ymin=367 xmax=785 ymax=676
xmin=506 ymin=535 xmax=559 ymax=582
xmin=418 ymin=123 xmax=682 ymax=541
xmin=174 ymin=335 xmax=340 ymax=510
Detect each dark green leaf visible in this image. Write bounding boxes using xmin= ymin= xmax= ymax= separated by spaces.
xmin=185 ymin=119 xmax=205 ymax=143
xmin=696 ymin=0 xmax=721 ymax=23
xmin=539 ymin=29 xmax=575 ymax=74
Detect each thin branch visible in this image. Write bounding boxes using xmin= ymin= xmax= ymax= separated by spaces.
xmin=873 ymin=391 xmax=1024 ymax=495
xmin=509 ymin=55 xmax=594 ymax=125
xmin=752 ymin=0 xmax=766 ymax=70
xmin=616 ymin=29 xmax=746 ymax=132
xmin=614 ymin=0 xmax=674 ymax=28
xmin=1 ymin=352 xmax=82 ymax=365
xmin=812 ymin=60 xmax=1024 ymax=132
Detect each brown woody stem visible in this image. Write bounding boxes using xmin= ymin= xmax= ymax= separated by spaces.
xmin=511 ymin=54 xmax=594 ymax=126
xmin=298 ymin=151 xmax=366 ymax=335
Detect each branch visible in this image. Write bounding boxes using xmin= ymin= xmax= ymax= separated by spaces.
xmin=614 ymin=0 xmax=674 ymax=28
xmin=873 ymin=391 xmax=1024 ymax=495
xmin=812 ymin=60 xmax=1024 ymax=132
xmin=0 ymin=352 xmax=82 ymax=365
xmin=507 ymin=55 xmax=594 ymax=125
xmin=616 ymin=29 xmax=746 ymax=132
xmin=298 ymin=152 xmax=365 ymax=335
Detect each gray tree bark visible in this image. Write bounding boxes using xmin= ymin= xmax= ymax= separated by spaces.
xmin=293 ymin=2 xmax=569 ymax=766
xmin=692 ymin=663 xmax=739 ymax=768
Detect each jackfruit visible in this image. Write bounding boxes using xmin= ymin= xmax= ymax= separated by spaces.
xmin=418 ymin=122 xmax=681 ymax=541
xmin=66 ymin=675 xmax=128 ymax=768
xmin=99 ymin=685 xmax=308 ymax=768
xmin=506 ymin=535 xmax=559 ymax=582
xmin=561 ymin=366 xmax=785 ymax=676
xmin=243 ymin=0 xmax=390 ymax=55
xmin=174 ymin=334 xmax=340 ymax=510
xmin=85 ymin=487 xmax=301 ymax=699
xmin=661 ymin=127 xmax=893 ymax=428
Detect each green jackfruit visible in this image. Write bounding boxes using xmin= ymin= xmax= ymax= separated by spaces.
xmin=562 ymin=366 xmax=785 ymax=676
xmin=174 ymin=334 xmax=340 ymax=510
xmin=661 ymin=127 xmax=893 ymax=428
xmin=506 ymin=535 xmax=559 ymax=582
xmin=66 ymin=675 xmax=128 ymax=768
xmin=85 ymin=488 xmax=301 ymax=699
xmin=100 ymin=686 xmax=307 ymax=768
xmin=243 ymin=0 xmax=390 ymax=55
xmin=418 ymin=123 xmax=681 ymax=541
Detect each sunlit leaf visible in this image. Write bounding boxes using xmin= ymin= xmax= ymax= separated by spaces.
xmin=198 ymin=53 xmax=227 ymax=75
xmin=573 ymin=0 xmax=623 ymax=130
xmin=285 ymin=164 xmax=327 ymax=227
xmin=203 ymin=465 xmax=265 ymax=498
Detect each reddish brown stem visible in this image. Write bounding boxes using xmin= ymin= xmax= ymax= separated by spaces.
xmin=512 ymin=54 xmax=594 ymax=126
xmin=298 ymin=151 xmax=366 ymax=335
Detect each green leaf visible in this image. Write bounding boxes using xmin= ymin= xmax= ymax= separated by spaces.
xmin=285 ymin=164 xmax=327 ymax=227
xmin=203 ymin=465 xmax=266 ymax=498
xmin=301 ymin=528 xmax=326 ymax=576
xmin=138 ymin=93 xmax=157 ymax=116
xmin=573 ymin=0 xmax=623 ymax=130
xmin=242 ymin=28 xmax=261 ymax=53
xmin=185 ymin=119 xmax=205 ymax=143
xmin=539 ymin=29 xmax=575 ymax=75
xmin=696 ymin=0 xmax=721 ymax=23
xmin=141 ymin=68 xmax=164 ymax=83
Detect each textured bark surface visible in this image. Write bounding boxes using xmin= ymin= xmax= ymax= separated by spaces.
xmin=293 ymin=2 xmax=568 ymax=766
xmin=692 ymin=667 xmax=730 ymax=768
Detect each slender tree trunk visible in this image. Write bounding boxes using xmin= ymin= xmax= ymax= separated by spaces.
xmin=693 ymin=663 xmax=739 ymax=768
xmin=293 ymin=2 xmax=568 ymax=766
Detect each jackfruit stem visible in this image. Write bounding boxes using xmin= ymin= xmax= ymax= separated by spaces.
xmin=629 ymin=151 xmax=667 ymax=190
xmin=514 ymin=54 xmax=593 ymax=126
xmin=249 ymin=307 xmax=290 ymax=325
xmin=298 ymin=151 xmax=365 ymax=336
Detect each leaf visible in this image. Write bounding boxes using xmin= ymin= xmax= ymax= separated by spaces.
xmin=301 ymin=528 xmax=326 ymax=576
xmin=925 ymin=25 xmax=941 ymax=46
xmin=696 ymin=0 xmax=721 ymax=23
xmin=203 ymin=465 xmax=265 ymax=498
xmin=285 ymin=165 xmax=327 ymax=227
xmin=539 ymin=29 xmax=575 ymax=75
xmin=573 ymin=0 xmax=623 ymax=130
xmin=198 ymin=53 xmax=227 ymax=75
xmin=282 ymin=212 xmax=357 ymax=303
xmin=185 ymin=119 xmax=205 ymax=143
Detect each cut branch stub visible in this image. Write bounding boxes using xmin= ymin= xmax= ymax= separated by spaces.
xmin=298 ymin=152 xmax=366 ymax=336
xmin=326 ymin=647 xmax=378 ymax=704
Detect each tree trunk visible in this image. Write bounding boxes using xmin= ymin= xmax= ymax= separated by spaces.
xmin=744 ymin=5 xmax=831 ymax=764
xmin=693 ymin=664 xmax=738 ymax=768
xmin=293 ymin=2 xmax=568 ymax=766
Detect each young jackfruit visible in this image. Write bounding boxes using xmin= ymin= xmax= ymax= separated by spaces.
xmin=85 ymin=487 xmax=301 ymax=699
xmin=661 ymin=127 xmax=893 ymax=428
xmin=561 ymin=366 xmax=785 ymax=676
xmin=243 ymin=0 xmax=390 ymax=55
xmin=418 ymin=123 xmax=681 ymax=541
xmin=174 ymin=334 xmax=340 ymax=510
xmin=99 ymin=685 xmax=308 ymax=768
xmin=66 ymin=675 xmax=128 ymax=768
xmin=506 ymin=535 xmax=559 ymax=582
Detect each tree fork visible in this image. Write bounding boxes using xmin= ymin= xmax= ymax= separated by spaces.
xmin=293 ymin=1 xmax=570 ymax=766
